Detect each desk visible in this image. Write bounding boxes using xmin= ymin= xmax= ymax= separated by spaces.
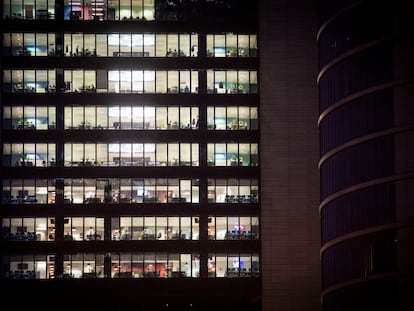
xmin=102 ymin=161 xmax=116 ymax=166
xmin=11 ymin=196 xmax=37 ymax=204
xmin=142 ymin=233 xmax=156 ymax=240
xmin=143 ymin=197 xmax=158 ymax=203
xmin=124 ymin=161 xmax=138 ymax=166
xmin=82 ymin=272 xmax=96 ymax=278
xmin=14 ymin=86 xmax=34 ymax=93
xmin=79 ymin=88 xmax=96 ymax=93
xmin=85 ymin=197 xmax=101 ymax=204
xmin=113 ymin=51 xmax=150 ymax=57
xmin=170 ymin=197 xmax=186 ymax=203
xmin=113 ymin=121 xmax=150 ymax=129
xmin=143 ymin=271 xmax=158 ymax=278
xmin=171 ymin=271 xmax=186 ymax=278
xmin=86 ymin=234 xmax=102 ymax=240
xmin=117 ymin=271 xmax=132 ymax=278
xmin=19 ymin=161 xmax=34 ymax=166
xmin=17 ymin=124 xmax=36 ymax=130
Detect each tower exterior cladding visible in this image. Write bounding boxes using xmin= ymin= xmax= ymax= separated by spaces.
xmin=318 ymin=0 xmax=414 ymax=309
xmin=260 ymin=0 xmax=321 ymax=310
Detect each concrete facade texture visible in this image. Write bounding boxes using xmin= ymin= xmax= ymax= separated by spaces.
xmin=260 ymin=0 xmax=321 ymax=310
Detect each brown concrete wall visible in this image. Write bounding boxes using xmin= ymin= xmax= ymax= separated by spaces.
xmin=259 ymin=0 xmax=321 ymax=310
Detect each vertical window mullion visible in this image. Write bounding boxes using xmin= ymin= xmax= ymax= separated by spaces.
xmin=82 ymin=105 xmax=86 ymax=132
xmin=248 ymin=70 xmax=251 ymax=94
xmin=178 ymin=70 xmax=180 ymax=93
xmin=191 ymin=143 xmax=193 ymax=166
xmin=179 ymin=143 xmax=182 ymax=166
xmin=82 ymin=217 xmax=86 ymax=241
xmin=179 ymin=216 xmax=182 ymax=239
xmin=225 ymin=33 xmax=227 ymax=56
xmin=34 ymin=33 xmax=37 ymax=56
xmin=106 ymin=106 xmax=109 ymax=130
xmin=214 ymin=34 xmax=217 ymax=57
xmin=214 ymin=144 xmax=217 ymax=166
xmin=236 ymin=34 xmax=239 ymax=57
xmin=178 ymin=34 xmax=180 ymax=57
xmin=154 ymin=70 xmax=156 ymax=92
xmin=130 ymin=32 xmax=132 ymax=54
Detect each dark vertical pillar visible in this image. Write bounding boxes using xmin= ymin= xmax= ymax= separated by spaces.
xmin=104 ymin=215 xmax=112 ymax=241
xmin=104 ymin=252 xmax=112 ymax=278
xmin=199 ymin=250 xmax=208 ymax=278
xmin=104 ymin=182 xmax=112 ymax=203
xmin=55 ymin=178 xmax=64 ymax=205
xmin=55 ymin=32 xmax=64 ymax=57
xmin=197 ymin=30 xmax=208 ymax=280
xmin=198 ymin=32 xmax=206 ymax=58
xmin=55 ymin=0 xmax=64 ymax=21
xmin=54 ymin=214 xmax=64 ymax=242
xmin=56 ymin=67 xmax=64 ymax=93
xmin=54 ymin=253 xmax=64 ymax=278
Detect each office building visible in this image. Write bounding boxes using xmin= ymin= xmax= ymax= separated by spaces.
xmin=1 ymin=0 xmax=324 ymax=310
xmin=318 ymin=0 xmax=414 ymax=310
xmin=1 ymin=1 xmax=262 ymax=309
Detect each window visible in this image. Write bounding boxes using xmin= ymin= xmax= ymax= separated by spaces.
xmin=2 ymin=179 xmax=56 ymax=205
xmin=207 ymin=178 xmax=259 ymax=204
xmin=207 ymin=253 xmax=260 ymax=278
xmin=206 ymin=34 xmax=258 ymax=58
xmin=207 ymin=143 xmax=258 ymax=166
xmin=208 ymin=216 xmax=259 ymax=240
xmin=2 ymin=217 xmax=55 ymax=241
xmin=207 ymin=70 xmax=258 ymax=94
xmin=63 ymin=217 xmax=104 ymax=241
xmin=111 ymin=216 xmax=199 ymax=241
xmin=3 ymin=143 xmax=55 ymax=167
xmin=110 ymin=252 xmax=199 ymax=278
xmin=62 ymin=178 xmax=199 ymax=204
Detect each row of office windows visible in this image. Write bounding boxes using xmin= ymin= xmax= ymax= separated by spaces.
xmin=2 ymin=252 xmax=260 ymax=279
xmin=3 ymin=143 xmax=55 ymax=167
xmin=111 ymin=216 xmax=200 ymax=241
xmin=111 ymin=216 xmax=259 ymax=241
xmin=3 ymin=33 xmax=258 ymax=58
xmin=2 ymin=178 xmax=259 ymax=205
xmin=3 ymin=142 xmax=258 ymax=167
xmin=63 ymin=142 xmax=200 ymax=167
xmin=3 ymin=69 xmax=258 ymax=94
xmin=3 ymin=0 xmax=56 ymax=20
xmin=63 ymin=0 xmax=154 ymax=21
xmin=3 ymin=0 xmax=252 ymax=22
xmin=64 ymin=105 xmax=200 ymax=130
xmin=2 ymin=216 xmax=259 ymax=242
xmin=3 ymin=106 xmax=258 ymax=131
xmin=3 ymin=0 xmax=154 ymax=21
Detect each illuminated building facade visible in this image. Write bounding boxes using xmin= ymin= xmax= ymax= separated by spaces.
xmin=1 ymin=1 xmax=261 ymax=309
xmin=1 ymin=1 xmax=326 ymax=310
